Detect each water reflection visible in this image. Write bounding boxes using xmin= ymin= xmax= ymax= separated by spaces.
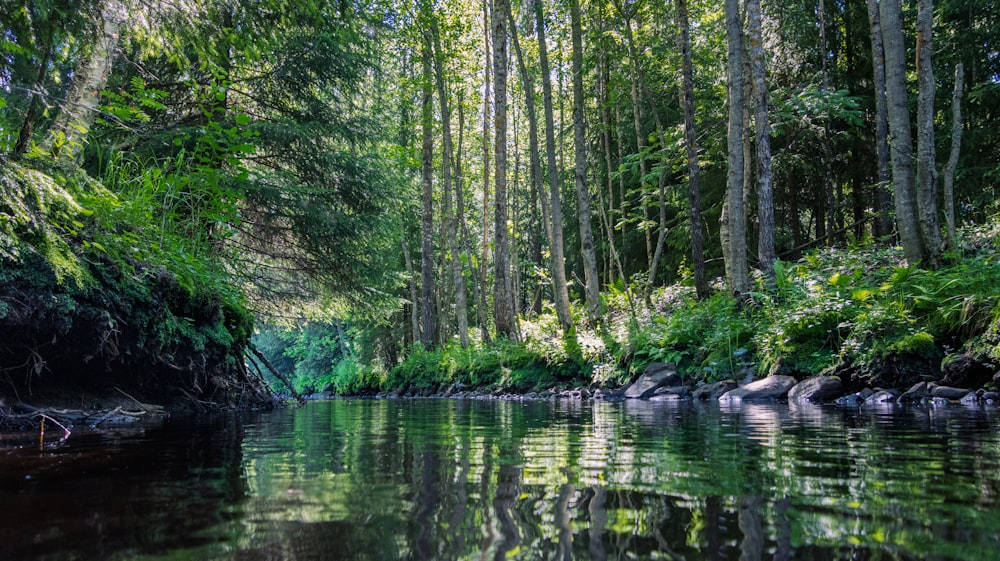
xmin=2 ymin=400 xmax=1000 ymax=560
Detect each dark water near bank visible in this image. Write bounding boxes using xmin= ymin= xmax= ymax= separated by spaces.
xmin=3 ymin=399 xmax=1000 ymax=560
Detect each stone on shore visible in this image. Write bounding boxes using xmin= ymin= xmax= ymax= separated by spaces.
xmin=693 ymin=380 xmax=738 ymax=401
xmin=624 ymin=362 xmax=681 ymax=399
xmin=898 ymin=382 xmax=929 ymax=403
xmin=788 ymin=376 xmax=843 ymax=404
xmin=718 ymin=375 xmax=797 ymax=403
xmin=931 ymin=385 xmax=972 ymax=400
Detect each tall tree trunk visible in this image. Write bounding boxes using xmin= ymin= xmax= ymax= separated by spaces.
xmin=43 ymin=3 xmax=119 ymax=162
xmin=492 ymin=0 xmax=517 ymax=340
xmin=916 ymin=0 xmax=941 ymax=264
xmin=747 ymin=0 xmax=776 ymax=287
xmin=536 ymin=0 xmax=574 ymax=333
xmin=723 ymin=0 xmax=750 ymax=295
xmin=880 ymin=0 xmax=924 ymax=264
xmin=866 ymin=0 xmax=893 ymax=239
xmin=507 ymin=4 xmax=547 ymax=315
xmin=943 ymin=63 xmax=964 ymax=251
xmin=431 ymin=15 xmax=469 ymax=348
xmin=677 ymin=0 xmax=708 ymax=300
xmin=570 ymin=0 xmax=601 ymax=323
xmin=819 ymin=0 xmax=837 ymax=246
xmin=419 ymin=34 xmax=437 ymax=349
xmin=480 ymin=0 xmax=494 ymax=342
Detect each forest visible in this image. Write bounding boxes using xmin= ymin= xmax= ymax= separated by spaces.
xmin=2 ymin=0 xmax=1000 ymax=407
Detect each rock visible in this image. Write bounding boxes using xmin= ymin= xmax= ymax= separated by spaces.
xmin=835 ymin=392 xmax=865 ymax=406
xmin=653 ymin=386 xmax=690 ymax=399
xmin=624 ymin=362 xmax=681 ymax=399
xmin=898 ymin=381 xmax=929 ymax=403
xmin=649 ymin=393 xmax=683 ymax=402
xmin=719 ymin=375 xmax=797 ymax=403
xmin=931 ymin=385 xmax=972 ymax=400
xmin=865 ymin=390 xmax=897 ymax=404
xmin=940 ymin=352 xmax=996 ymax=389
xmin=788 ymin=376 xmax=843 ymax=404
xmin=961 ymin=391 xmax=980 ymax=405
xmin=692 ymin=380 xmax=737 ymax=401
xmin=984 ymin=391 xmax=1000 ymax=405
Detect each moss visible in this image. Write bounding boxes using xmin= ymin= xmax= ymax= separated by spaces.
xmin=888 ymin=331 xmax=938 ymax=360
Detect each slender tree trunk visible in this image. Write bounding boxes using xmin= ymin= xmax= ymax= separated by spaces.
xmin=419 ymin=35 xmax=437 ymax=349
xmin=492 ymin=0 xmax=517 ymax=340
xmin=747 ymin=0 xmax=776 ymax=287
xmin=916 ymin=0 xmax=941 ymax=264
xmin=43 ymin=3 xmax=119 ymax=162
xmin=866 ymin=0 xmax=893 ymax=239
xmin=943 ymin=63 xmax=964 ymax=251
xmin=480 ymin=0 xmax=494 ymax=341
xmin=507 ymin=4 xmax=546 ymax=315
xmin=677 ymin=0 xmax=708 ymax=299
xmin=570 ymin=0 xmax=601 ymax=323
xmin=723 ymin=0 xmax=750 ymax=295
xmin=880 ymin=0 xmax=924 ymax=264
xmin=536 ymin=0 xmax=574 ymax=332
xmin=431 ymin=15 xmax=469 ymax=348
xmin=819 ymin=0 xmax=837 ymax=246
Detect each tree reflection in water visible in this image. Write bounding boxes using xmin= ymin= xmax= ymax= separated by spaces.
xmin=4 ymin=399 xmax=1000 ymax=560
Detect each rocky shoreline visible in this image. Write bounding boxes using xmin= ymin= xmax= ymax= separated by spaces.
xmin=347 ymin=361 xmax=1000 ymax=408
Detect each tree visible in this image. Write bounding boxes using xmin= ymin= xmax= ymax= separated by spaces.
xmin=747 ymin=0 xmax=776 ymax=287
xmin=570 ymin=0 xmax=601 ymax=323
xmin=430 ymin=12 xmax=470 ymax=348
xmin=942 ymin=63 xmax=964 ymax=251
xmin=677 ymin=0 xmax=708 ymax=300
xmin=420 ymin=27 xmax=438 ymax=348
xmin=866 ymin=0 xmax=893 ymax=239
xmin=492 ymin=0 xmax=517 ymax=339
xmin=916 ymin=0 xmax=941 ymax=263
xmin=722 ymin=0 xmax=750 ymax=295
xmin=40 ymin=1 xmax=120 ymax=162
xmin=879 ymin=0 xmax=924 ymax=264
xmin=535 ymin=0 xmax=574 ymax=333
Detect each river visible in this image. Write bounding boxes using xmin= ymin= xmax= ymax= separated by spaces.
xmin=2 ymin=398 xmax=1000 ymax=560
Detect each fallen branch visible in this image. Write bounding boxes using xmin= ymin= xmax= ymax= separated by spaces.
xmin=247 ymin=347 xmax=304 ymax=403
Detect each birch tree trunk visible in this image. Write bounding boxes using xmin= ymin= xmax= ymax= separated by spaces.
xmin=880 ymin=0 xmax=924 ymax=264
xmin=746 ymin=0 xmax=776 ymax=287
xmin=570 ymin=0 xmax=601 ymax=323
xmin=723 ymin=0 xmax=750 ymax=295
xmin=536 ymin=0 xmax=574 ymax=333
xmin=492 ymin=0 xmax=517 ymax=340
xmin=943 ymin=63 xmax=964 ymax=251
xmin=866 ymin=0 xmax=894 ymax=239
xmin=43 ymin=2 xmax=120 ymax=162
xmin=916 ymin=0 xmax=941 ymax=264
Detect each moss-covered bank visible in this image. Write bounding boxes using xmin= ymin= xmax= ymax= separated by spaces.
xmin=1 ymin=160 xmax=271 ymax=428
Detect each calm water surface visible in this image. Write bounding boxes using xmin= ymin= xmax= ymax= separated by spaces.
xmin=3 ymin=399 xmax=1000 ymax=560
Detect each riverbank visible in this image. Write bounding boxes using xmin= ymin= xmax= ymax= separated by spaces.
xmin=276 ymin=222 xmax=1000 ymax=403
xmin=1 ymin=162 xmax=276 ymax=432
